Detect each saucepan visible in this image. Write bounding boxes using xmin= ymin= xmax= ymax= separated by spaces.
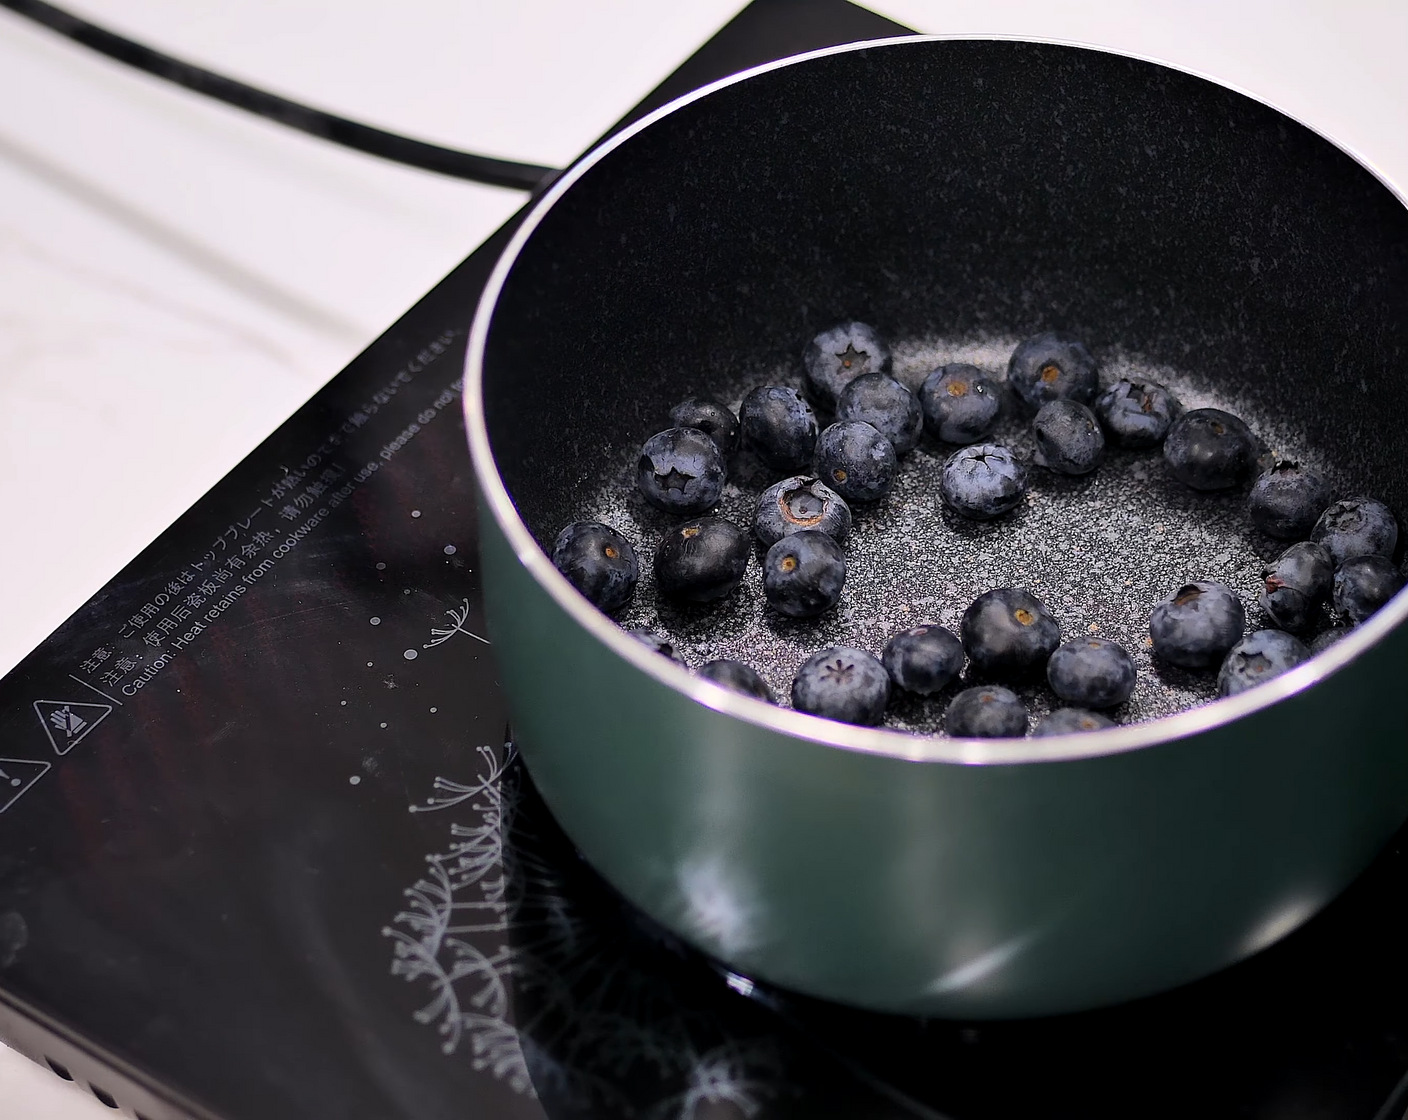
xmin=462 ymin=36 xmax=1408 ymax=1017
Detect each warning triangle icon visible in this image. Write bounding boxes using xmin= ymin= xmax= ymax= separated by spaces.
xmin=33 ymin=700 xmax=112 ymax=756
xmin=0 ymin=757 xmax=50 ymax=815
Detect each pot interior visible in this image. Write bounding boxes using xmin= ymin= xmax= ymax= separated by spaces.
xmin=479 ymin=38 xmax=1408 ymax=728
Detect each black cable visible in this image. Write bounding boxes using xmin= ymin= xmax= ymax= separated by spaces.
xmin=0 ymin=0 xmax=558 ymax=190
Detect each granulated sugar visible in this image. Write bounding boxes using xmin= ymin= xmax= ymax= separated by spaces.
xmin=582 ymin=335 xmax=1338 ymax=735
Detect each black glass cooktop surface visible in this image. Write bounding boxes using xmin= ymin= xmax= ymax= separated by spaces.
xmin=3 ymin=4 xmax=1408 ymax=1118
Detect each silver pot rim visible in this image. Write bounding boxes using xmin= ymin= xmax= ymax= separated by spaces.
xmin=464 ymin=33 xmax=1408 ymax=767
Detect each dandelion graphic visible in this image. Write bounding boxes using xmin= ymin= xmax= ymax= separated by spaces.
xmin=422 ymin=598 xmax=490 ymax=650
xmin=382 ymin=742 xmax=786 ymax=1116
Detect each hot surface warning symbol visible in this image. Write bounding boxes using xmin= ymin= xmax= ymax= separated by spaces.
xmin=33 ymin=700 xmax=112 ymax=755
xmin=0 ymin=758 xmax=51 ymax=815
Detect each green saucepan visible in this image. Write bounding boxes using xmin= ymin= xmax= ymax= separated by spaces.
xmin=463 ymin=36 xmax=1408 ymax=1017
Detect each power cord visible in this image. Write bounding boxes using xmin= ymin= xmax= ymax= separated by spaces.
xmin=0 ymin=0 xmax=559 ymax=190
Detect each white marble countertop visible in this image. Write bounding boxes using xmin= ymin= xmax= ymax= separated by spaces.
xmin=2 ymin=1 xmax=1406 ymax=1116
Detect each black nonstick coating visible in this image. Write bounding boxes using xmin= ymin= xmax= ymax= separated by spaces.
xmin=480 ymin=39 xmax=1408 ymax=725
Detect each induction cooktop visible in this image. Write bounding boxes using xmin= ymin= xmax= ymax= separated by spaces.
xmin=4 ymin=4 xmax=1408 ymax=1118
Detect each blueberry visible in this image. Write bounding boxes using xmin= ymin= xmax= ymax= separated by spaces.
xmin=1333 ymin=554 xmax=1405 ymax=623
xmin=1007 ymin=331 xmax=1099 ymax=414
xmin=1309 ymin=626 xmax=1351 ymax=655
xmin=940 ymin=444 xmax=1027 ymax=520
xmin=1217 ymin=629 xmax=1309 ymax=697
xmin=551 ymin=521 xmax=640 ymax=613
xmin=1094 ymin=379 xmax=1182 ymax=449
xmin=637 ymin=427 xmax=726 ymax=515
xmin=882 ymin=624 xmax=965 ymax=695
xmin=762 ymin=530 xmax=846 ymax=618
xmin=1248 ymin=461 xmax=1332 ymax=540
xmin=629 ymin=628 xmax=687 ymax=667
xmin=1311 ymin=496 xmax=1399 ymax=565
xmin=919 ymin=364 xmax=1003 ymax=444
xmin=1149 ymin=581 xmax=1245 ymax=669
xmin=961 ymin=588 xmax=1061 ymax=678
xmin=1032 ymin=400 xmax=1106 ymax=476
xmin=945 ymin=686 xmax=1028 ymax=738
xmin=739 ymin=386 xmax=818 ymax=472
xmin=699 ymin=659 xmax=774 ymax=703
xmin=653 ymin=516 xmax=750 ymax=603
xmin=836 ymin=373 xmax=923 ymax=455
xmin=669 ymin=398 xmax=739 ymax=455
xmin=754 ymin=475 xmax=851 ymax=547
xmin=1046 ymin=638 xmax=1136 ymax=709
xmin=1162 ymin=409 xmax=1260 ymax=491
xmin=791 ymin=645 xmax=890 ymax=726
xmin=1033 ymin=708 xmax=1116 ymax=737
xmin=1258 ymin=541 xmax=1333 ymax=633
xmin=803 ymin=322 xmax=891 ymax=410
xmin=813 ymin=420 xmax=898 ymax=504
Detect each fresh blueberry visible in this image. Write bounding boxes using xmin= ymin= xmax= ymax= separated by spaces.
xmin=1046 ymin=638 xmax=1137 ymax=709
xmin=1217 ymin=629 xmax=1309 ymax=697
xmin=940 ymin=444 xmax=1027 ymax=520
xmin=1309 ymin=626 xmax=1351 ymax=655
xmin=754 ymin=475 xmax=851 ymax=547
xmin=637 ymin=427 xmax=726 ymax=515
xmin=1248 ymin=461 xmax=1332 ymax=540
xmin=1032 ymin=400 xmax=1106 ymax=476
xmin=669 ymin=398 xmax=739 ymax=455
xmin=1311 ymin=497 xmax=1399 ymax=565
xmin=882 ymin=624 xmax=965 ymax=695
xmin=919 ymin=364 xmax=1003 ymax=444
xmin=1162 ymin=409 xmax=1260 ymax=491
xmin=961 ymin=588 xmax=1061 ymax=678
xmin=803 ymin=322 xmax=891 ymax=410
xmin=1149 ymin=581 xmax=1245 ymax=669
xmin=837 ymin=373 xmax=923 ymax=455
xmin=629 ymin=628 xmax=687 ymax=667
xmin=1007 ymin=331 xmax=1099 ymax=414
xmin=1333 ymin=554 xmax=1405 ymax=623
xmin=762 ymin=529 xmax=846 ymax=618
xmin=813 ymin=420 xmax=898 ymax=505
xmin=551 ymin=521 xmax=640 ymax=613
xmin=945 ymin=686 xmax=1028 ymax=738
xmin=653 ymin=517 xmax=750 ymax=603
xmin=698 ymin=659 xmax=774 ymax=703
xmin=791 ymin=645 xmax=890 ymax=725
xmin=1094 ymin=379 xmax=1182 ymax=449
xmin=739 ymin=386 xmax=818 ymax=472
xmin=1258 ymin=541 xmax=1333 ymax=633
xmin=1033 ymin=708 xmax=1116 ymax=737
